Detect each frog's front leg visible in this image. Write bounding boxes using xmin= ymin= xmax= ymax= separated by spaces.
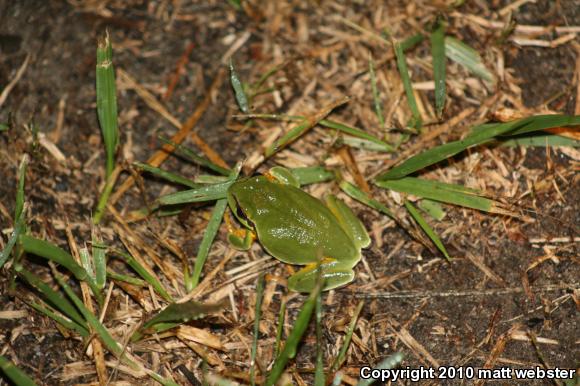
xmin=287 ymin=259 xmax=355 ymax=292
xmin=225 ymin=211 xmax=255 ymax=250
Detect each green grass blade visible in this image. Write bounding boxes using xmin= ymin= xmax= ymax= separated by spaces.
xmin=14 ymin=154 xmax=28 ymax=221
xmin=159 ymin=136 xmax=231 ymax=176
xmin=188 ymin=165 xmax=241 ymax=291
xmin=0 ymin=217 xmax=24 ymax=269
xmin=96 ymin=32 xmax=119 ymax=178
xmin=79 ymin=247 xmax=94 ymax=280
xmin=501 ymin=134 xmax=580 ymax=147
xmin=290 ymin=166 xmax=335 ymax=186
xmin=331 ymin=301 xmax=364 ymax=372
xmin=404 ymin=200 xmax=450 ymax=260
xmin=444 ymin=36 xmax=494 ymax=84
xmin=265 ymin=280 xmax=323 ymax=386
xmin=314 ymin=287 xmax=324 ymax=386
xmin=0 ymin=355 xmax=39 ymax=386
xmin=26 ymin=300 xmax=90 ymax=337
xmin=250 ymin=274 xmax=266 ymax=386
xmin=418 ymin=199 xmax=446 ymax=220
xmin=356 ymin=352 xmax=404 ymax=386
xmin=394 ymin=40 xmax=422 ymax=130
xmin=16 ymin=267 xmax=88 ymax=329
xmin=273 ymin=301 xmax=286 ymax=360
xmin=497 ymin=114 xmax=580 ymax=136
xmin=229 ymin=58 xmax=250 ymax=113
xmin=157 ymin=180 xmax=233 ymax=206
xmin=115 ymin=250 xmax=173 ymax=302
xmin=187 ymin=198 xmax=229 ymax=291
xmin=342 ymin=136 xmax=394 ymax=152
xmin=93 ymin=165 xmax=119 ymax=224
xmin=107 ymin=269 xmax=147 ymax=286
xmin=134 ymin=162 xmax=200 ymax=188
xmin=131 ymin=300 xmax=225 ymax=341
xmin=19 ymin=235 xmax=100 ymax=299
xmin=339 ymin=180 xmax=395 ymax=219
xmin=400 ymin=33 xmax=425 ymax=51
xmin=52 ymin=269 xmax=133 ymax=367
xmin=376 ymin=177 xmax=496 ymax=213
xmin=265 ymin=98 xmax=349 ymax=158
xmin=377 ymin=115 xmax=580 ymax=180
xmin=92 ymin=238 xmax=107 ymax=290
xmin=430 ymin=19 xmax=446 ymax=118
xmin=237 ymin=113 xmax=394 ymax=152
xmin=369 ymin=57 xmax=384 ymax=127
xmin=319 ymin=119 xmax=395 ymax=151
xmin=1 ymin=155 xmax=28 ymax=268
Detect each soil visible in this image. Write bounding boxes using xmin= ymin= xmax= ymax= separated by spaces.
xmin=0 ymin=1 xmax=578 ymax=385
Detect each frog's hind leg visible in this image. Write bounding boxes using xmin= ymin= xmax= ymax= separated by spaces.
xmin=287 ymin=260 xmax=354 ymax=293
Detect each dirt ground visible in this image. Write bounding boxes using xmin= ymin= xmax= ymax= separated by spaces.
xmin=0 ymin=1 xmax=578 ymax=385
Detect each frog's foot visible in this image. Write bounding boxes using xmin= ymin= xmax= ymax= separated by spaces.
xmin=287 ymin=260 xmax=355 ymax=293
xmin=225 ymin=211 xmax=255 ymax=250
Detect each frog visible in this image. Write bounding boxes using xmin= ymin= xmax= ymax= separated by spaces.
xmin=226 ymin=167 xmax=370 ymax=292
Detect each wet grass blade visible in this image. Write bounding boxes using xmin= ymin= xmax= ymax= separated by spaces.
xmin=131 ymin=300 xmax=225 ymax=341
xmin=134 ymin=162 xmax=200 ymax=188
xmin=404 ymin=200 xmax=450 ymax=260
xmin=393 ymin=40 xmax=422 ymax=130
xmin=250 ymin=274 xmax=266 ymax=386
xmin=356 ymin=352 xmax=404 ymax=386
xmin=331 ymin=301 xmax=364 ymax=372
xmin=369 ymin=57 xmax=384 ymax=127
xmin=0 ymin=355 xmax=39 ymax=386
xmin=430 ymin=18 xmax=446 ymax=118
xmin=376 ymin=177 xmax=498 ymax=213
xmin=19 ymin=235 xmax=101 ymax=300
xmin=377 ymin=115 xmax=580 ymax=180
xmin=314 ymin=287 xmax=324 ymax=386
xmin=159 ymin=136 xmax=231 ymax=176
xmin=229 ymin=58 xmax=249 ymax=113
xmin=339 ymin=180 xmax=395 ymax=219
xmin=187 ymin=165 xmax=241 ymax=291
xmin=96 ymin=32 xmax=119 ymax=178
xmin=265 ymin=280 xmax=323 ymax=386
xmin=115 ymin=250 xmax=173 ymax=302
xmin=157 ymin=180 xmax=233 ymax=206
xmin=445 ymin=36 xmax=494 ymax=84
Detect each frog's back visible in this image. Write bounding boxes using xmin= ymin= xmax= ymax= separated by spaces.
xmin=230 ymin=176 xmax=359 ymax=266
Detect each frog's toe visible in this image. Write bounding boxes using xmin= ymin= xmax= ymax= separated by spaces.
xmin=287 ymin=264 xmax=354 ymax=293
